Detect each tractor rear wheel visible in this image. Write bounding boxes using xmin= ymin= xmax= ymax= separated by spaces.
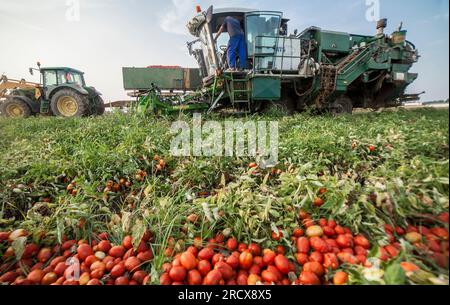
xmin=330 ymin=95 xmax=353 ymax=115
xmin=50 ymin=89 xmax=88 ymax=118
xmin=0 ymin=99 xmax=32 ymax=118
xmin=94 ymin=96 xmax=105 ymax=115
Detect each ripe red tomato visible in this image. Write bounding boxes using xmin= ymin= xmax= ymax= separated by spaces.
xmin=293 ymin=228 xmax=304 ymax=238
xmin=180 ymin=251 xmax=197 ymax=271
xmin=303 ymin=261 xmax=324 ymax=277
xmin=296 ymin=253 xmax=309 ymax=266
xmin=248 ymin=243 xmax=261 ymax=256
xmin=226 ymin=255 xmax=239 ymax=270
xmin=198 ymin=260 xmax=212 ymax=277
xmin=262 ymin=249 xmax=276 ymax=266
xmin=299 ymin=271 xmax=321 ymax=285
xmin=198 ymin=248 xmax=214 ymax=261
xmin=187 ymin=269 xmax=202 ymax=285
xmin=238 ymin=243 xmax=248 ymax=252
xmin=115 ymin=276 xmax=130 ymax=285
xmin=336 ymin=235 xmax=352 ymax=249
xmin=324 ymin=253 xmax=339 ymax=270
xmin=309 ymin=251 xmax=324 ymax=264
xmin=169 ymin=266 xmax=187 ymax=282
xmin=226 ymin=238 xmax=238 ymax=251
xmin=203 ymin=270 xmax=222 ymax=285
xmin=261 ymin=270 xmax=278 ymax=283
xmin=124 ymin=257 xmax=141 ymax=272
xmin=215 ymin=261 xmax=234 ymax=280
xmin=296 ymin=237 xmax=310 ymax=254
xmin=109 ymin=246 xmax=125 ymax=258
xmin=239 ymin=251 xmax=253 ymax=270
xmin=37 ymin=248 xmax=52 ymax=263
xmin=314 ymin=198 xmax=324 ymax=207
xmin=274 ymin=255 xmax=290 ymax=274
xmin=160 ymin=272 xmax=172 ymax=285
xmin=333 ymin=271 xmax=348 ymax=285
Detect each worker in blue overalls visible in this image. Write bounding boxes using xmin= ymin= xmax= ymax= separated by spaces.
xmin=214 ymin=16 xmax=247 ymax=71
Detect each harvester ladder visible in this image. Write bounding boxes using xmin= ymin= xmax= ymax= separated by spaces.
xmin=229 ymin=73 xmax=251 ymax=105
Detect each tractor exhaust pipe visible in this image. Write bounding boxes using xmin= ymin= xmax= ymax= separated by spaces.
xmin=376 ymin=18 xmax=387 ymax=35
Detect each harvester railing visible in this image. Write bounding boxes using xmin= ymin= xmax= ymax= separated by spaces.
xmin=252 ymin=35 xmax=302 ymax=77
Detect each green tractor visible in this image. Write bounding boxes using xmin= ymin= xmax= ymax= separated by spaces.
xmin=0 ymin=63 xmax=105 ymax=118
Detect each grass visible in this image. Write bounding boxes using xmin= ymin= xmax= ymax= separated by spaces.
xmin=0 ymin=108 xmax=448 ymax=283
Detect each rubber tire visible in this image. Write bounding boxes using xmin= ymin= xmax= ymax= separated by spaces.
xmin=330 ymin=96 xmax=353 ymax=115
xmin=95 ymin=96 xmax=106 ymax=115
xmin=0 ymin=99 xmax=32 ymax=118
xmin=50 ymin=89 xmax=88 ymax=118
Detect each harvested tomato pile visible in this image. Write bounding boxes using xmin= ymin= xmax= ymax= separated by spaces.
xmin=0 ymin=230 xmax=154 ymax=285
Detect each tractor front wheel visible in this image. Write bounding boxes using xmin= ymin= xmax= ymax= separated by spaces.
xmin=50 ymin=89 xmax=88 ymax=118
xmin=0 ymin=99 xmax=32 ymax=118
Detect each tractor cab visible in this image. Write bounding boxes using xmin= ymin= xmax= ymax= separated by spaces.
xmin=187 ymin=6 xmax=291 ymax=81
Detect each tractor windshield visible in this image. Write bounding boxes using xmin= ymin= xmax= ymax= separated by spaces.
xmin=57 ymin=71 xmax=85 ymax=86
xmin=245 ymin=12 xmax=282 ymax=57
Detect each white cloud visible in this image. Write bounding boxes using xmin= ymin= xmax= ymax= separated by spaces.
xmin=159 ymin=0 xmax=197 ymax=36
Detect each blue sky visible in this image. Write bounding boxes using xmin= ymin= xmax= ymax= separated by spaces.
xmin=0 ymin=0 xmax=448 ymax=102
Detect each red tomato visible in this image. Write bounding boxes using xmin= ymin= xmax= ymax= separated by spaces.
xmin=336 ymin=235 xmax=352 ymax=249
xmin=324 ymin=253 xmax=339 ymax=270
xmin=238 ymin=243 xmax=248 ymax=252
xmin=198 ymin=248 xmax=214 ymax=261
xmin=124 ymin=257 xmax=141 ymax=272
xmin=248 ymin=243 xmax=261 ymax=256
xmin=180 ymin=251 xmax=197 ymax=271
xmin=296 ymin=253 xmax=309 ymax=266
xmin=169 ymin=266 xmax=187 ymax=282
xmin=109 ymin=246 xmax=125 ymax=258
xmin=354 ymin=235 xmax=370 ymax=249
xmin=274 ymin=255 xmax=290 ymax=274
xmin=215 ymin=261 xmax=234 ymax=280
xmin=296 ymin=237 xmax=310 ymax=254
xmin=226 ymin=238 xmax=238 ymax=251
xmin=159 ymin=272 xmax=172 ymax=285
xmin=203 ymin=270 xmax=222 ymax=285
xmin=303 ymin=261 xmax=324 ymax=277
xmin=122 ymin=235 xmax=133 ymax=250
xmin=187 ymin=269 xmax=202 ymax=285
xmin=226 ymin=255 xmax=239 ymax=270
xmin=262 ymin=249 xmax=276 ymax=266
xmin=115 ymin=276 xmax=129 ymax=285
xmin=293 ymin=228 xmax=304 ymax=238
xmin=333 ymin=271 xmax=348 ymax=285
xmin=309 ymin=251 xmax=324 ymax=264
xmin=299 ymin=271 xmax=321 ymax=285
xmin=239 ymin=251 xmax=253 ymax=270
xmin=198 ymin=260 xmax=212 ymax=277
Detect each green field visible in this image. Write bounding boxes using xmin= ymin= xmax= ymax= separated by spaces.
xmin=0 ymin=108 xmax=448 ymax=285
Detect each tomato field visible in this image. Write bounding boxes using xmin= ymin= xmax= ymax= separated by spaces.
xmin=0 ymin=108 xmax=448 ymax=286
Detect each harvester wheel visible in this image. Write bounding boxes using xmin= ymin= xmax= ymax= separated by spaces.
xmin=50 ymin=89 xmax=88 ymax=118
xmin=0 ymin=99 xmax=32 ymax=118
xmin=330 ymin=96 xmax=353 ymax=115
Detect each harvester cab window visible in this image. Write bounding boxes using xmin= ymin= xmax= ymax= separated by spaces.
xmin=43 ymin=71 xmax=57 ymax=87
xmin=245 ymin=12 xmax=282 ymax=57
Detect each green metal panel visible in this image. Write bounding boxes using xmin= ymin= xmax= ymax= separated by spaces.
xmin=319 ymin=31 xmax=351 ymax=53
xmin=251 ymin=77 xmax=281 ymax=100
xmin=122 ymin=67 xmax=202 ymax=90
